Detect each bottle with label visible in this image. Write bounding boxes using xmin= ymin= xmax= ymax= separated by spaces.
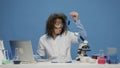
xmin=2 ymin=50 xmax=10 ymax=64
xmin=0 ymin=50 xmax=4 ymax=65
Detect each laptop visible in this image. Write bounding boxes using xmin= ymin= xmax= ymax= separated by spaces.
xmin=9 ymin=40 xmax=35 ymax=63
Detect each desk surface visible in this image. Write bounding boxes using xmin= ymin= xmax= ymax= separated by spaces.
xmin=0 ymin=61 xmax=120 ymax=68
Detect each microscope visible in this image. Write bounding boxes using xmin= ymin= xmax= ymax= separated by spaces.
xmin=76 ymin=36 xmax=91 ymax=61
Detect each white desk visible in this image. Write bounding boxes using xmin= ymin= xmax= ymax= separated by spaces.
xmin=0 ymin=61 xmax=120 ymax=68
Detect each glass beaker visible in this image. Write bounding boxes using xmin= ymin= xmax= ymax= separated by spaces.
xmin=106 ymin=47 xmax=119 ymax=64
xmin=13 ymin=48 xmax=21 ymax=64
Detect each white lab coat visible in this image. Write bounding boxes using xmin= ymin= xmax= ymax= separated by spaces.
xmin=37 ymin=20 xmax=87 ymax=62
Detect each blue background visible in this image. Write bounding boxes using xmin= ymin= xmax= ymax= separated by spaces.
xmin=0 ymin=0 xmax=120 ymax=59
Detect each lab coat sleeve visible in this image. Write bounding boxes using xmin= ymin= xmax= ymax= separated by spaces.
xmin=37 ymin=39 xmax=45 ymax=56
xmin=75 ymin=19 xmax=87 ymax=40
xmin=69 ymin=19 xmax=87 ymax=43
xmin=69 ymin=31 xmax=79 ymax=43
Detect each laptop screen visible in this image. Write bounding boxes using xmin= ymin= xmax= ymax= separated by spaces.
xmin=9 ymin=40 xmax=35 ymax=62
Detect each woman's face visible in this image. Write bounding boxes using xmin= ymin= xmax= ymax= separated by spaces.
xmin=53 ymin=18 xmax=63 ymax=35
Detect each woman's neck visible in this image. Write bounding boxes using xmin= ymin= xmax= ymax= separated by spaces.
xmin=52 ymin=33 xmax=57 ymax=39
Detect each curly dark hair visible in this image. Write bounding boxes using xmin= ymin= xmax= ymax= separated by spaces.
xmin=45 ymin=13 xmax=68 ymax=38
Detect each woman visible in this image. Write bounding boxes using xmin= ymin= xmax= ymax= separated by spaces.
xmin=37 ymin=11 xmax=87 ymax=63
